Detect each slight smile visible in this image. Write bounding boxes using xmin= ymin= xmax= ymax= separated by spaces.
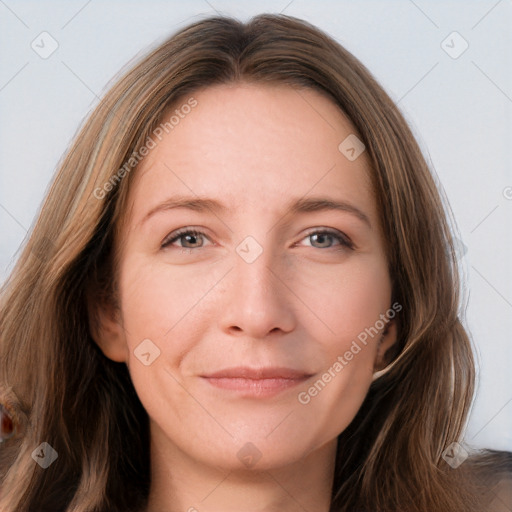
xmin=201 ymin=366 xmax=314 ymax=398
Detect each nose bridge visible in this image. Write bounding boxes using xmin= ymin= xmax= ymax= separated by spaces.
xmin=233 ymin=234 xmax=278 ymax=305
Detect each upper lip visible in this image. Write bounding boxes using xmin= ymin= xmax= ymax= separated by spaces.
xmin=202 ymin=366 xmax=313 ymax=380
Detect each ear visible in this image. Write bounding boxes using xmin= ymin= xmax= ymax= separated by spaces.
xmin=87 ymin=292 xmax=128 ymax=363
xmin=373 ymin=320 xmax=398 ymax=373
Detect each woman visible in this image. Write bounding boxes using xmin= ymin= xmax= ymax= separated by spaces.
xmin=0 ymin=13 xmax=510 ymax=512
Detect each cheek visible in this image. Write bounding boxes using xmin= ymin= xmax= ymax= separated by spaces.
xmin=116 ymin=256 xmax=216 ymax=436
xmin=293 ymin=253 xmax=392 ymax=345
xmin=117 ymin=254 xmax=228 ymax=349
xmin=116 ymin=254 xmax=230 ymax=409
xmin=274 ymin=255 xmax=392 ymax=446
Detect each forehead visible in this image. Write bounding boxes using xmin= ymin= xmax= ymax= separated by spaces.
xmin=124 ymin=82 xmax=375 ymax=228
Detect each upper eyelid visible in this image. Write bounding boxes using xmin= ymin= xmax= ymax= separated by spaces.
xmin=162 ymin=228 xmax=212 ymax=246
xmin=301 ymin=227 xmax=348 ymax=239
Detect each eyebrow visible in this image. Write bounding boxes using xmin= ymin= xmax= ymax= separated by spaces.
xmin=139 ymin=195 xmax=371 ymax=228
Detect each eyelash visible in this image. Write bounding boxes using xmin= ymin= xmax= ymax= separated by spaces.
xmin=161 ymin=227 xmax=354 ymax=251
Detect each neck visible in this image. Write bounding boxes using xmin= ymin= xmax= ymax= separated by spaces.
xmin=145 ymin=422 xmax=337 ymax=512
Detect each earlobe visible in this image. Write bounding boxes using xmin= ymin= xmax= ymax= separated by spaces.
xmin=87 ymin=295 xmax=128 ymax=363
xmin=373 ymin=320 xmax=398 ymax=374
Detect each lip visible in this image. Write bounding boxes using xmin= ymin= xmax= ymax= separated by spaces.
xmin=201 ymin=366 xmax=313 ymax=398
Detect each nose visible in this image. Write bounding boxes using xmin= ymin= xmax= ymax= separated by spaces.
xmin=218 ymin=244 xmax=296 ymax=339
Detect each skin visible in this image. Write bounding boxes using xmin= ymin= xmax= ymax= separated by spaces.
xmin=92 ymin=83 xmax=397 ymax=512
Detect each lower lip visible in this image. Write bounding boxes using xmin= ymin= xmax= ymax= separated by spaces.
xmin=203 ymin=376 xmax=309 ymax=398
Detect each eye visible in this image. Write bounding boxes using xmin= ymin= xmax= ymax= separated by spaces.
xmin=161 ymin=227 xmax=353 ymax=251
xmin=161 ymin=228 xmax=210 ymax=249
xmin=300 ymin=229 xmax=353 ymax=250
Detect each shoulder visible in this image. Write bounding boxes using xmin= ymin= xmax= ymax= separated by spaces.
xmin=466 ymin=449 xmax=512 ymax=511
xmin=488 ymin=477 xmax=512 ymax=512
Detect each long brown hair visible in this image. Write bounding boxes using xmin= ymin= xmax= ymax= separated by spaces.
xmin=0 ymin=13 xmax=505 ymax=512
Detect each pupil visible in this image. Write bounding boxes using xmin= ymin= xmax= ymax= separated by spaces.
xmin=313 ymin=233 xmax=330 ymax=247
xmin=185 ymin=234 xmax=199 ymax=247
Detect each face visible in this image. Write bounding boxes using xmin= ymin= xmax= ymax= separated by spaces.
xmin=95 ymin=83 xmax=397 ymax=471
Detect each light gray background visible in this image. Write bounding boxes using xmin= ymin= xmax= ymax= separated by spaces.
xmin=1 ymin=0 xmax=511 ymax=451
